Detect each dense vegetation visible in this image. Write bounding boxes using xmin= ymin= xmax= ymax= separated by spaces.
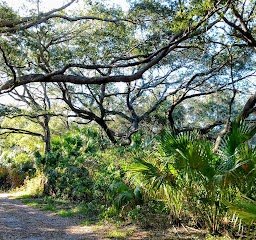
xmin=0 ymin=0 xmax=255 ymax=238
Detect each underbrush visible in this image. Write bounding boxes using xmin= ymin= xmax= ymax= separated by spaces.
xmin=12 ymin=171 xmax=45 ymax=197
xmin=0 ymin=164 xmax=33 ymax=190
xmin=5 ymin=126 xmax=256 ymax=239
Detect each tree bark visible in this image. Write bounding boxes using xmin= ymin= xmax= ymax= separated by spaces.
xmin=95 ymin=118 xmax=117 ymax=144
xmin=238 ymin=92 xmax=256 ymax=121
xmin=167 ymin=105 xmax=177 ymax=134
xmin=43 ymin=115 xmax=51 ymax=155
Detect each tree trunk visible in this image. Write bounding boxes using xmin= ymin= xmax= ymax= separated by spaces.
xmin=96 ymin=118 xmax=117 ymax=144
xmin=168 ymin=105 xmax=177 ymax=134
xmin=43 ymin=115 xmax=51 ymax=155
xmin=238 ymin=92 xmax=256 ymax=121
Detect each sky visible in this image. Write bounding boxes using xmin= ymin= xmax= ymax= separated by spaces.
xmin=4 ymin=0 xmax=129 ymax=13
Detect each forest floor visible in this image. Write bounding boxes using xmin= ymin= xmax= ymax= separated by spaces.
xmin=0 ymin=193 xmax=218 ymax=240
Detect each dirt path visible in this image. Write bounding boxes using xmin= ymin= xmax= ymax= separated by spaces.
xmin=0 ymin=193 xmax=209 ymax=240
xmin=0 ymin=193 xmax=103 ymax=240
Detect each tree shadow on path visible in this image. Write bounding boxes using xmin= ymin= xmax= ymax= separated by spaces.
xmin=0 ymin=193 xmax=100 ymax=240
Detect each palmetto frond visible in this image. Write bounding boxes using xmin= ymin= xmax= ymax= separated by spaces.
xmin=216 ymin=121 xmax=256 ymax=188
xmin=228 ymin=196 xmax=256 ymax=224
xmin=219 ymin=121 xmax=256 ymax=157
xmin=129 ymin=158 xmax=177 ymax=189
xmin=109 ymin=181 xmax=143 ymax=209
xmin=160 ymin=131 xmax=216 ymax=180
xmin=159 ymin=130 xmax=199 ymax=157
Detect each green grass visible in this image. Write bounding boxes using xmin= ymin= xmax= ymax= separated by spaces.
xmin=57 ymin=209 xmax=75 ymax=217
xmin=14 ymin=194 xmax=33 ymax=199
xmin=17 ymin=195 xmax=101 ymax=222
xmin=22 ymin=200 xmax=40 ymax=207
xmin=81 ymin=219 xmax=97 ymax=226
xmin=19 ymin=196 xmax=69 ymax=213
xmin=21 ymin=198 xmax=57 ymax=211
xmin=107 ymin=229 xmax=134 ymax=239
xmin=56 ymin=204 xmax=92 ymax=217
xmin=42 ymin=204 xmax=56 ymax=211
xmin=205 ymin=235 xmax=232 ymax=240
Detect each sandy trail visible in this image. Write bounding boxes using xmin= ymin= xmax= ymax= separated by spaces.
xmin=0 ymin=193 xmax=208 ymax=240
xmin=0 ymin=193 xmax=102 ymax=240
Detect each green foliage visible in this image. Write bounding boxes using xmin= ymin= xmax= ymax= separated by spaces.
xmin=127 ymin=121 xmax=256 ymax=233
xmin=216 ymin=122 xmax=256 ymax=199
xmin=15 ymin=172 xmax=46 ymax=197
xmin=109 ymin=180 xmax=143 ymax=210
xmin=32 ymin=126 xmax=142 ymax=214
xmin=159 ymin=130 xmax=217 ymax=181
xmin=106 ymin=228 xmax=134 ymax=239
xmin=0 ymin=104 xmax=21 ymax=116
xmin=228 ymin=196 xmax=256 ymax=224
xmin=2 ymin=119 xmax=255 ymax=237
xmin=0 ymin=3 xmax=19 ymax=21
xmin=39 ymin=131 xmax=94 ymax=201
xmin=0 ymin=0 xmax=256 ymax=238
xmin=0 ymin=150 xmax=36 ymax=190
xmin=129 ymin=158 xmax=177 ymax=189
xmin=220 ymin=121 xmax=256 ymax=156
